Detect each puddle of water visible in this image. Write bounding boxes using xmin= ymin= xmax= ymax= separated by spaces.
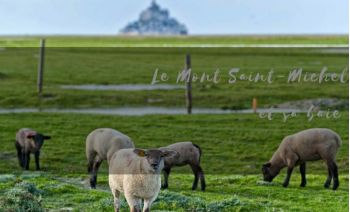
xmin=61 ymin=84 xmax=185 ymax=91
xmin=0 ymin=107 xmax=305 ymax=116
xmin=314 ymin=48 xmax=349 ymax=54
xmin=0 ymin=108 xmax=38 ymax=113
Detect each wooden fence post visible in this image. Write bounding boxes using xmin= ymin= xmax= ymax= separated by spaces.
xmin=37 ymin=39 xmax=45 ymax=96
xmin=252 ymin=97 xmax=257 ymax=113
xmin=185 ymin=54 xmax=192 ymax=114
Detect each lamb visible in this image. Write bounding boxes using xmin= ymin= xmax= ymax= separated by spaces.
xmin=15 ymin=128 xmax=51 ymax=170
xmin=160 ymin=141 xmax=206 ymax=191
xmin=86 ymin=128 xmax=134 ymax=188
xmin=109 ymin=148 xmax=177 ymax=212
xmin=262 ymin=128 xmax=342 ymax=190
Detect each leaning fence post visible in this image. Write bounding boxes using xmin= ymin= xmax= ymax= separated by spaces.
xmin=37 ymin=39 xmax=45 ymax=96
xmin=185 ymin=54 xmax=192 ymax=114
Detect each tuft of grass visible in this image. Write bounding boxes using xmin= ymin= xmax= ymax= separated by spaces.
xmin=0 ymin=174 xmax=15 ymax=183
xmin=256 ymin=181 xmax=279 ymax=186
xmin=0 ymin=181 xmax=44 ymax=212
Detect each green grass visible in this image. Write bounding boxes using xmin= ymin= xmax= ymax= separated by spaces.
xmin=0 ymin=36 xmax=348 ymax=211
xmin=0 ymin=35 xmax=348 ymax=47
xmin=0 ymin=113 xmax=348 ymax=211
xmin=0 ymin=113 xmax=348 ymax=175
xmin=0 ymin=173 xmax=348 ymax=211
xmin=0 ymin=47 xmax=348 ymax=109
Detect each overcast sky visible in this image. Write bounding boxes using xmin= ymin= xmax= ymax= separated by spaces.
xmin=0 ymin=0 xmax=348 ymax=35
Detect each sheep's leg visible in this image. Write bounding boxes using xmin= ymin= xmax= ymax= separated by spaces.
xmin=125 ymin=193 xmax=141 ymax=212
xmin=198 ymin=166 xmax=206 ymax=191
xmin=111 ymin=189 xmax=121 ymax=212
xmin=24 ymin=153 xmax=30 ymax=170
xmin=162 ymin=167 xmax=171 ymax=189
xmin=87 ymin=158 xmax=94 ymax=188
xmin=324 ymin=166 xmax=332 ymax=188
xmin=15 ymin=142 xmax=24 ymax=168
xmin=87 ymin=150 xmax=96 ymax=173
xmin=21 ymin=151 xmax=27 ymax=169
xmin=192 ymin=164 xmax=206 ymax=191
xmin=35 ymin=151 xmax=40 ymax=170
xmin=190 ymin=164 xmax=200 ymax=190
xmin=282 ymin=167 xmax=294 ymax=187
xmin=143 ymin=196 xmax=156 ymax=212
xmin=21 ymin=152 xmax=26 ymax=169
xmin=282 ymin=156 xmax=297 ymax=187
xmin=131 ymin=206 xmax=141 ymax=212
xmin=324 ymin=159 xmax=339 ymax=189
xmin=331 ymin=162 xmax=339 ymax=190
xmin=90 ymin=159 xmax=102 ymax=189
xmin=299 ymin=162 xmax=306 ymax=187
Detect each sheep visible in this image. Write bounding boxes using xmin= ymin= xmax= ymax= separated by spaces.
xmin=109 ymin=148 xmax=178 ymax=212
xmin=15 ymin=128 xmax=51 ymax=170
xmin=159 ymin=141 xmax=206 ymax=191
xmin=262 ymin=128 xmax=342 ymax=190
xmin=86 ymin=128 xmax=134 ymax=188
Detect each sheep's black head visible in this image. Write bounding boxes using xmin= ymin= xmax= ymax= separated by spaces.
xmin=27 ymin=134 xmax=51 ymax=150
xmin=134 ymin=149 xmax=178 ymax=173
xmin=262 ymin=162 xmax=278 ymax=182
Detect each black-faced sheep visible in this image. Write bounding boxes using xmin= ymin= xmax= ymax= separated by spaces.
xmin=15 ymin=128 xmax=51 ymax=170
xmin=86 ymin=128 xmax=134 ymax=188
xmin=160 ymin=141 xmax=206 ymax=191
xmin=262 ymin=128 xmax=342 ymax=190
xmin=109 ymin=148 xmax=177 ymax=212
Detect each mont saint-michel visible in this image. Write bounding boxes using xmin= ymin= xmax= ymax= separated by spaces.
xmin=120 ymin=1 xmax=188 ymax=35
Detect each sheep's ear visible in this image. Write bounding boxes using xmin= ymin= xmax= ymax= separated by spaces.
xmin=134 ymin=149 xmax=146 ymax=157
xmin=43 ymin=136 xmax=51 ymax=140
xmin=161 ymin=150 xmax=178 ymax=158
xmin=263 ymin=162 xmax=271 ymax=168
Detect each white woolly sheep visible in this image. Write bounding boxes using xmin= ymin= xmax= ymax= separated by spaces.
xmin=262 ymin=128 xmax=342 ymax=190
xmin=109 ymin=148 xmax=177 ymax=212
xmin=86 ymin=128 xmax=134 ymax=188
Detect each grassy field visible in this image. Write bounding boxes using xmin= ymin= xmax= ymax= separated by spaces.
xmin=0 ymin=113 xmax=348 ymax=211
xmin=0 ymin=35 xmax=348 ymax=47
xmin=0 ymin=47 xmax=348 ymax=109
xmin=0 ymin=36 xmax=348 ymax=211
xmin=0 ymin=173 xmax=348 ymax=211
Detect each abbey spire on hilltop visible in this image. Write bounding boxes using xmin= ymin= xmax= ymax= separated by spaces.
xmin=120 ymin=1 xmax=188 ymax=35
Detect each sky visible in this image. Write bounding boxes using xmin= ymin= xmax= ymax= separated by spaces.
xmin=0 ymin=0 xmax=348 ymax=35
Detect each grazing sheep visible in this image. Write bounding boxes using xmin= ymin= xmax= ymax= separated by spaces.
xmin=160 ymin=141 xmax=206 ymax=191
xmin=15 ymin=128 xmax=51 ymax=170
xmin=109 ymin=148 xmax=177 ymax=212
xmin=262 ymin=128 xmax=342 ymax=190
xmin=86 ymin=128 xmax=134 ymax=188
